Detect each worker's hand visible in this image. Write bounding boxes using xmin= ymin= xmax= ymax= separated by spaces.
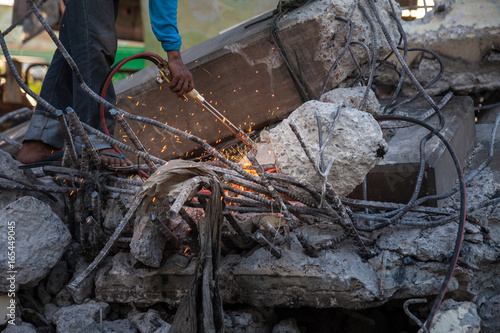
xmin=166 ymin=50 xmax=194 ymax=98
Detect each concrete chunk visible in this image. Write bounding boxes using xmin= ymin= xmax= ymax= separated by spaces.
xmin=0 ymin=197 xmax=72 ymax=290
xmin=269 ymin=100 xmax=387 ymax=196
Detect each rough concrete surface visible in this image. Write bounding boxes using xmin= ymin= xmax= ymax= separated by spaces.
xmin=130 ymin=309 xmax=171 ymax=333
xmin=424 ymin=300 xmax=481 ymax=333
xmin=320 ymin=86 xmax=381 ymax=116
xmin=130 ymin=216 xmax=168 ymax=268
xmin=0 ymin=196 xmax=72 ymax=290
xmin=52 ymin=300 xmax=110 ymax=333
xmin=114 ymin=0 xmax=400 ymax=158
xmin=90 ymin=214 xmax=500 ymax=312
xmin=95 ymin=252 xmax=196 ymax=307
xmin=269 ymin=100 xmax=387 ymax=196
xmin=351 ymin=96 xmax=475 ymax=205
xmin=376 ymin=0 xmax=500 ymax=96
xmin=2 ymin=2 xmax=500 ymax=332
xmin=224 ymin=309 xmax=271 ymax=333
xmin=2 ymin=320 xmax=37 ymax=333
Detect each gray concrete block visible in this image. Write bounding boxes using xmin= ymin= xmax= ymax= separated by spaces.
xmin=349 ymin=96 xmax=476 ymax=206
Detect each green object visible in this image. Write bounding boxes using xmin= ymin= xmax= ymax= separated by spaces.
xmin=114 ymin=44 xmax=146 ymax=70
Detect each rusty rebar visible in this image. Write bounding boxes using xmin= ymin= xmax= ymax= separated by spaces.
xmin=55 ymin=109 xmax=79 ymax=166
xmin=66 ymin=108 xmax=102 ymax=168
xmin=166 ymin=176 xmax=205 ymax=219
xmin=150 ymin=214 xmax=181 ymax=249
xmin=255 ymin=231 xmax=282 ymax=259
xmin=247 ymin=153 xmax=317 ymax=257
xmin=68 ymin=194 xmax=144 ymax=292
xmin=179 ymin=207 xmax=199 ymax=234
xmin=0 ymin=178 xmax=74 ymax=194
xmin=403 ymin=299 xmax=429 ymax=333
xmin=223 ymin=212 xmax=255 ymax=246
xmin=110 ymin=109 xmax=157 ymax=173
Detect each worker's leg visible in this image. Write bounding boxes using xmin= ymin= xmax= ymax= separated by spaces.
xmin=19 ymin=4 xmax=74 ymax=163
xmin=19 ymin=0 xmax=129 ymax=167
xmin=66 ymin=0 xmax=119 ymax=150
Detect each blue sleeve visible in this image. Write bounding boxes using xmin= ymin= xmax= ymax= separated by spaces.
xmin=149 ymin=0 xmax=182 ymax=51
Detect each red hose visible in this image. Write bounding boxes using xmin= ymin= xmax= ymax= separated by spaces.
xmin=99 ymin=52 xmax=165 ymax=178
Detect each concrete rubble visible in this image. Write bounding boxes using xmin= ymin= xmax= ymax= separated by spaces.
xmin=130 ymin=309 xmax=171 ymax=333
xmin=421 ymin=300 xmax=481 ymax=333
xmin=52 ymin=300 xmax=110 ymax=333
xmin=2 ymin=320 xmax=38 ymax=333
xmin=1 ymin=0 xmax=500 ymax=332
xmin=319 ymin=86 xmax=381 ymax=116
xmin=0 ymin=196 xmax=71 ymax=290
xmin=375 ymin=0 xmax=500 ymax=97
xmin=269 ymin=99 xmax=387 ymax=196
xmin=130 ymin=216 xmax=169 ymax=268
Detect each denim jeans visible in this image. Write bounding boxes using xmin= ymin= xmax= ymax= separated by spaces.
xmin=24 ymin=0 xmax=120 ymax=152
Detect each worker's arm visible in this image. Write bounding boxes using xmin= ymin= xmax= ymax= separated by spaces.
xmin=149 ymin=0 xmax=194 ymax=97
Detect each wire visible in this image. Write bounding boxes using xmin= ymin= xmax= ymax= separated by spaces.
xmin=374 ymin=114 xmax=466 ymax=331
xmin=475 ymin=101 xmax=500 ymax=111
xmin=98 ymin=52 xmax=164 ymax=179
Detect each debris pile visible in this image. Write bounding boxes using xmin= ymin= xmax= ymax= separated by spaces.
xmin=374 ymin=0 xmax=500 ymax=98
xmin=1 ymin=0 xmax=500 ymax=333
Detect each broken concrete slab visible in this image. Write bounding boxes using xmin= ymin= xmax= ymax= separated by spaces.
xmin=114 ymin=0 xmax=400 ymax=158
xmin=350 ymin=96 xmax=476 ymax=206
xmin=130 ymin=216 xmax=168 ymax=268
xmin=376 ymin=0 xmax=500 ymax=96
xmin=269 ymin=100 xmax=387 ymax=196
xmin=320 ymin=86 xmax=381 ymax=116
xmin=101 ymin=319 xmax=139 ymax=333
xmin=376 ymin=223 xmax=456 ymax=262
xmin=2 ymin=320 xmax=38 ymax=333
xmin=423 ymin=300 xmax=481 ymax=333
xmin=223 ymin=308 xmax=272 ymax=333
xmin=52 ymin=300 xmax=110 ymax=333
xmin=93 ymin=217 xmax=499 ymax=311
xmin=95 ymin=252 xmax=196 ymax=307
xmin=130 ymin=309 xmax=171 ymax=333
xmin=0 ymin=196 xmax=72 ymax=290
